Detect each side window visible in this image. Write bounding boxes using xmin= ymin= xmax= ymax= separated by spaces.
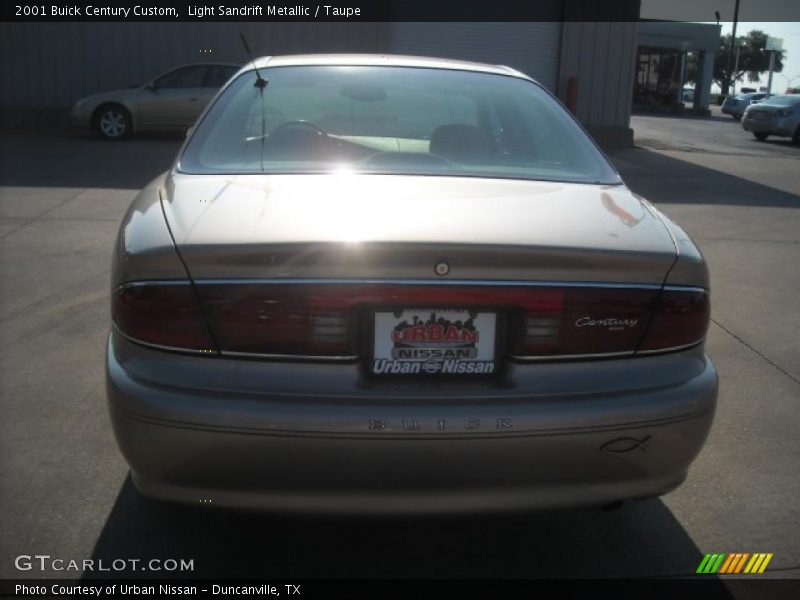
xmin=205 ymin=66 xmax=238 ymax=88
xmin=154 ymin=66 xmax=207 ymax=89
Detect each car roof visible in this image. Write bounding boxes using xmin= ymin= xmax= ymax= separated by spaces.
xmin=181 ymin=62 xmax=241 ymax=68
xmin=760 ymin=95 xmax=800 ymax=105
xmin=153 ymin=62 xmax=240 ymax=76
xmin=240 ymin=54 xmax=532 ymax=81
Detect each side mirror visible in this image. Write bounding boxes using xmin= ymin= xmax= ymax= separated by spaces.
xmin=144 ymin=83 xmax=158 ymax=93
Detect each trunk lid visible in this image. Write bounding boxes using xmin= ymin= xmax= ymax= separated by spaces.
xmin=162 ymin=173 xmax=677 ymax=284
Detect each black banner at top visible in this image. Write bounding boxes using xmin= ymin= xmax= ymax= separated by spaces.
xmin=3 ymin=0 xmax=799 ymax=23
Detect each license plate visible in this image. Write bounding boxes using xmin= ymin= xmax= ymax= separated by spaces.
xmin=372 ymin=308 xmax=496 ymax=375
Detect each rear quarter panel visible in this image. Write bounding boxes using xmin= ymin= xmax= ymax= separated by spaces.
xmin=111 ymin=173 xmax=188 ymax=286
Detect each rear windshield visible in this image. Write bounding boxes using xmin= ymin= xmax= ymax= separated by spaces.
xmin=179 ymin=65 xmax=619 ymax=184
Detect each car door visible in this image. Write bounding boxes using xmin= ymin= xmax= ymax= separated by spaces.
xmin=137 ymin=65 xmax=210 ymax=129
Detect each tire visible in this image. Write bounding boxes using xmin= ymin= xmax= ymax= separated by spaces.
xmin=733 ymin=115 xmax=741 ymax=121
xmin=94 ymin=105 xmax=131 ymax=140
xmin=793 ymin=127 xmax=800 ymax=145
xmin=754 ymin=132 xmax=769 ymax=141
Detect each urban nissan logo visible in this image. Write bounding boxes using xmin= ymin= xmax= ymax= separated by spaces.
xmin=574 ymin=316 xmax=639 ymax=330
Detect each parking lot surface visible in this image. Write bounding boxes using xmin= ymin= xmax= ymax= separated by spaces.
xmin=635 ymin=105 xmax=799 ymax=158
xmin=1 ymin=117 xmax=798 ymax=582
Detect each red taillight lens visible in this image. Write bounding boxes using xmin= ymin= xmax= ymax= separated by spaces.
xmin=112 ymin=283 xmax=215 ymax=351
xmin=197 ymin=284 xmax=564 ymax=357
xmin=512 ymin=288 xmax=658 ymax=357
xmin=199 ymin=286 xmax=356 ymax=356
xmin=113 ymin=282 xmax=709 ymax=359
xmin=513 ymin=287 xmax=709 ymax=357
xmin=639 ymin=289 xmax=710 ymax=351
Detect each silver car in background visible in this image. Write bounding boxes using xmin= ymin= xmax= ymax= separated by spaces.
xmin=721 ymin=92 xmax=770 ymax=119
xmin=107 ymin=55 xmax=717 ymax=514
xmin=742 ymin=95 xmax=800 ymax=143
xmin=71 ymin=63 xmax=239 ymax=139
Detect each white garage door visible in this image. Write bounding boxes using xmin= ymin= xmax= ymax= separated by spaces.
xmin=388 ymin=22 xmax=562 ymax=91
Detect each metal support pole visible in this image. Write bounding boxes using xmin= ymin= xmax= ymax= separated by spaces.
xmin=732 ymin=45 xmax=741 ymax=95
xmin=726 ymin=0 xmax=741 ymax=97
xmin=766 ymin=51 xmax=776 ymax=95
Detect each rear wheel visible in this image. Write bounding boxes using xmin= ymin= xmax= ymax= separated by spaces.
xmin=754 ymin=132 xmax=769 ymax=141
xmin=732 ymin=115 xmax=741 ymax=120
xmin=793 ymin=126 xmax=800 ymax=145
xmin=94 ymin=105 xmax=131 ymax=140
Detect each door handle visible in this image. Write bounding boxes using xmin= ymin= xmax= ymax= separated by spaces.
xmin=188 ymin=97 xmax=199 ymax=101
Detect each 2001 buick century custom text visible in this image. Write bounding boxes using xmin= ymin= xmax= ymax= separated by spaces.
xmin=106 ymin=54 xmax=717 ymax=514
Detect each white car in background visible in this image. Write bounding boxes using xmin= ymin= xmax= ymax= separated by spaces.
xmin=71 ymin=63 xmax=240 ymax=139
xmin=742 ymin=95 xmax=800 ymax=143
xmin=721 ymin=92 xmax=771 ymax=120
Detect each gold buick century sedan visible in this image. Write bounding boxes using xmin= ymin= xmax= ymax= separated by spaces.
xmin=107 ymin=54 xmax=717 ymax=513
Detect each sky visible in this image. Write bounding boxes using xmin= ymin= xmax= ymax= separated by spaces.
xmin=709 ymin=22 xmax=800 ymax=93
xmin=638 ymin=0 xmax=800 ymax=94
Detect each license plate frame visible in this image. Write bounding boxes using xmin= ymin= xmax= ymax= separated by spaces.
xmin=370 ymin=307 xmax=498 ymax=376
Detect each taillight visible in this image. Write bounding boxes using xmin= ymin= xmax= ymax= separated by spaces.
xmin=113 ymin=282 xmax=709 ymax=359
xmin=112 ymin=283 xmax=215 ymax=351
xmin=199 ymin=286 xmax=356 ymax=356
xmin=511 ymin=288 xmax=658 ymax=357
xmin=512 ymin=287 xmax=709 ymax=357
xmin=639 ymin=288 xmax=710 ymax=352
xmin=197 ymin=284 xmax=563 ymax=357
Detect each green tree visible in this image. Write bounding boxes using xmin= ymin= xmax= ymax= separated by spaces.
xmin=687 ymin=30 xmax=784 ymax=92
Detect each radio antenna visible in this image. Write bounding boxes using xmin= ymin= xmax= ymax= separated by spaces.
xmin=239 ymin=31 xmax=267 ymax=89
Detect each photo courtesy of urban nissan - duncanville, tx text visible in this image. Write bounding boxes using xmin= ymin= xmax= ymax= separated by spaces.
xmin=107 ymin=54 xmax=717 ymax=514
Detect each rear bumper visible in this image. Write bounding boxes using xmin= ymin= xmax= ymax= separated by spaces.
xmin=106 ymin=331 xmax=718 ymax=514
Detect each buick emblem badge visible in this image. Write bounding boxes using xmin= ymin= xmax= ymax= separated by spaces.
xmin=434 ymin=261 xmax=450 ymax=276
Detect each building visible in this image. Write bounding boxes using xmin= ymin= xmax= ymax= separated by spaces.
xmin=635 ymin=21 xmax=722 ymax=114
xmin=0 ymin=1 xmax=642 ymax=147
